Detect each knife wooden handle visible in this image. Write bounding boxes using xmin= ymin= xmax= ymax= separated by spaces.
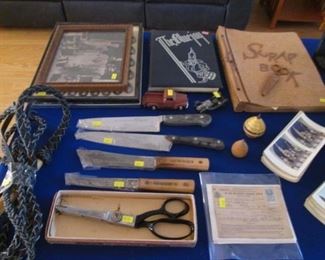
xmin=138 ymin=178 xmax=195 ymax=193
xmin=162 ymin=114 xmax=212 ymax=127
xmin=156 ymin=157 xmax=209 ymax=171
xmin=167 ymin=136 xmax=225 ymax=150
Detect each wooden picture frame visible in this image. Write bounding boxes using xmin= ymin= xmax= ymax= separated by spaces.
xmin=33 ymin=23 xmax=133 ymax=92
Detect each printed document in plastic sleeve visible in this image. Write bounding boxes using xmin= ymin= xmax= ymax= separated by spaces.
xmin=207 ymin=184 xmax=297 ymax=244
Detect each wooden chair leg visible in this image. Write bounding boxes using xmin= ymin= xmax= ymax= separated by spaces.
xmin=270 ymin=0 xmax=286 ymax=29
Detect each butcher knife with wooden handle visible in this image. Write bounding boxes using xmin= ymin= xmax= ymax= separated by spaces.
xmin=65 ymin=172 xmax=195 ymax=193
xmin=76 ymin=149 xmax=209 ymax=171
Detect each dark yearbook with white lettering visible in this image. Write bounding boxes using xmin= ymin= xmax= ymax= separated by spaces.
xmin=149 ymin=30 xmax=223 ymax=92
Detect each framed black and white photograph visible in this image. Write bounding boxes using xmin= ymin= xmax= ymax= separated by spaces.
xmin=33 ymin=23 xmax=133 ymax=92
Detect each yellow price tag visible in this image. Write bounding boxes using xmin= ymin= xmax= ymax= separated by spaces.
xmin=218 ymin=197 xmax=226 ymax=208
xmin=103 ymin=137 xmax=113 ymax=144
xmin=167 ymin=89 xmax=174 ymax=96
xmin=113 ymin=181 xmax=125 ymax=188
xmin=91 ymin=121 xmax=102 ymax=127
xmin=35 ymin=91 xmax=47 ymax=97
xmin=122 ymin=215 xmax=134 ymax=224
xmin=111 ymin=72 xmax=118 ymax=80
xmin=320 ymin=98 xmax=325 ymax=103
xmin=213 ymin=91 xmax=221 ymax=98
xmin=134 ymin=160 xmax=144 ymax=167
xmin=1 ymin=178 xmax=11 ymax=188
xmin=0 ymin=171 xmax=13 ymax=193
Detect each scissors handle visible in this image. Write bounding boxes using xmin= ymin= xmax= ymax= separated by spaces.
xmin=134 ymin=198 xmax=193 ymax=240
xmin=146 ymin=218 xmax=194 ymax=240
xmin=135 ymin=198 xmax=189 ymax=224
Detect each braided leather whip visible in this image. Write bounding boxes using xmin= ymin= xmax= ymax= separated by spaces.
xmin=0 ymin=85 xmax=70 ymax=259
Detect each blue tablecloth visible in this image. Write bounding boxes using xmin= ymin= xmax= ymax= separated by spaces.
xmin=3 ymin=35 xmax=325 ymax=260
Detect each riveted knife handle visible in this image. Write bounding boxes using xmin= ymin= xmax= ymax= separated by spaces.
xmin=138 ymin=179 xmax=195 ymax=193
xmin=156 ymin=157 xmax=209 ymax=171
xmin=167 ymin=136 xmax=225 ymax=150
xmin=162 ymin=114 xmax=212 ymax=127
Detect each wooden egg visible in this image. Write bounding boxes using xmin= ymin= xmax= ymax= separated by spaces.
xmin=231 ymin=139 xmax=249 ymax=158
xmin=243 ymin=114 xmax=266 ymax=138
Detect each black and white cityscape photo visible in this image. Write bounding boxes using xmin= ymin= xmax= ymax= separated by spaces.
xmin=47 ymin=31 xmax=125 ymax=83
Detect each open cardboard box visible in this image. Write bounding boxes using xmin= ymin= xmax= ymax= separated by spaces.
xmin=46 ymin=190 xmax=197 ymax=247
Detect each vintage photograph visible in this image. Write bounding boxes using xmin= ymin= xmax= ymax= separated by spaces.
xmin=289 ymin=119 xmax=325 ymax=149
xmin=314 ymin=182 xmax=325 ymax=208
xmin=33 ymin=24 xmax=133 ymax=92
xmin=33 ymin=24 xmax=143 ymax=106
xmin=47 ymin=31 xmax=125 ymax=83
xmin=319 ymin=185 xmax=325 ymax=204
xmin=270 ymin=135 xmax=311 ymax=170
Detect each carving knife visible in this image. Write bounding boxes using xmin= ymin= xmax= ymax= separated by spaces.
xmin=65 ymin=172 xmax=195 ymax=193
xmin=75 ymin=131 xmax=225 ymax=151
xmin=77 ymin=149 xmax=209 ymax=171
xmin=76 ymin=114 xmax=212 ymax=132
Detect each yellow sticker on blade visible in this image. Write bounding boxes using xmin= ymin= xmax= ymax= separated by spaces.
xmin=134 ymin=160 xmax=144 ymax=167
xmin=167 ymin=89 xmax=174 ymax=96
xmin=111 ymin=72 xmax=118 ymax=80
xmin=320 ymin=98 xmax=325 ymax=103
xmin=35 ymin=91 xmax=47 ymax=97
xmin=91 ymin=121 xmax=102 ymax=127
xmin=213 ymin=91 xmax=221 ymax=98
xmin=122 ymin=215 xmax=134 ymax=224
xmin=218 ymin=197 xmax=226 ymax=208
xmin=113 ymin=181 xmax=125 ymax=188
xmin=103 ymin=137 xmax=113 ymax=144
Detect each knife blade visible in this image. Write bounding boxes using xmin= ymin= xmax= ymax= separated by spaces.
xmin=65 ymin=172 xmax=195 ymax=193
xmin=76 ymin=114 xmax=212 ymax=132
xmin=75 ymin=131 xmax=225 ymax=151
xmin=76 ymin=149 xmax=209 ymax=171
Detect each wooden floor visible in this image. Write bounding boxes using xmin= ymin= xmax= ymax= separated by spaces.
xmin=0 ymin=29 xmax=52 ymax=110
xmin=0 ymin=0 xmax=322 ymax=111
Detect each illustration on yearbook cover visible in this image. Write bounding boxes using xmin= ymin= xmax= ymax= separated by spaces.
xmin=149 ymin=31 xmax=223 ymax=92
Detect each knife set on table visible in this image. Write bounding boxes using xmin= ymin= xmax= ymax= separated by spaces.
xmin=75 ymin=114 xmax=224 ymax=172
xmin=46 ymin=114 xmax=220 ymax=246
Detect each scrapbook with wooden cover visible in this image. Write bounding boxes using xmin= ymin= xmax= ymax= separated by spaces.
xmin=216 ymin=26 xmax=325 ymax=112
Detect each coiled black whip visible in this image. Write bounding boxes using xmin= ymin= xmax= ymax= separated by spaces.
xmin=0 ymin=85 xmax=70 ymax=259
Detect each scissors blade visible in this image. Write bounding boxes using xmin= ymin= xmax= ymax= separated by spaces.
xmin=55 ymin=205 xmax=136 ymax=227
xmin=56 ymin=205 xmax=109 ymax=222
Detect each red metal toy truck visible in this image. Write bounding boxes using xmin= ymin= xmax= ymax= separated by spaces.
xmin=142 ymin=89 xmax=189 ymax=110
